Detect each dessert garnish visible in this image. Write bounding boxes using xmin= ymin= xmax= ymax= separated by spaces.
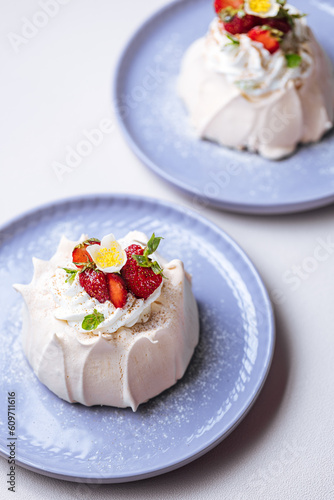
xmin=129 ymin=233 xmax=165 ymax=275
xmin=72 ymin=238 xmax=100 ymax=269
xmin=121 ymin=233 xmax=166 ymax=300
xmin=82 ymin=309 xmax=105 ymax=331
xmin=86 ymin=234 xmax=127 ymax=273
xmin=106 ymin=273 xmax=128 ymax=309
xmin=78 ymin=267 xmax=110 ymax=304
xmin=214 ymin=0 xmax=305 ymax=59
xmin=62 ymin=232 xmax=165 ymax=329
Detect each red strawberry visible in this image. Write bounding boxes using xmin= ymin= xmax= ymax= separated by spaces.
xmin=79 ymin=268 xmax=110 ymax=304
xmin=214 ymin=0 xmax=243 ymax=13
xmin=223 ymin=14 xmax=260 ymax=35
xmin=72 ymin=239 xmax=100 ymax=269
xmin=121 ymin=245 xmax=163 ymax=300
xmin=264 ymin=18 xmax=291 ymax=34
xmin=247 ymin=27 xmax=280 ymax=54
xmin=106 ymin=273 xmax=128 ymax=309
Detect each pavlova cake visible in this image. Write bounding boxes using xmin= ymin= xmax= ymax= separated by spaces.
xmin=178 ymin=0 xmax=334 ymax=159
xmin=14 ymin=231 xmax=199 ymax=411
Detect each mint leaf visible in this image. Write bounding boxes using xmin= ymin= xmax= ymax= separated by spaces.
xmin=133 ymin=255 xmax=151 ymax=267
xmin=62 ymin=268 xmax=79 ymax=285
xmin=151 ymin=261 xmax=166 ymax=278
xmin=132 ymin=233 xmax=167 ymax=278
xmin=133 ymin=254 xmax=166 ymax=277
xmin=82 ymin=309 xmax=105 ymax=331
xmin=145 ymin=233 xmax=163 ymax=256
xmin=285 ymin=53 xmax=302 ymax=68
xmin=278 ymin=5 xmax=307 ymax=30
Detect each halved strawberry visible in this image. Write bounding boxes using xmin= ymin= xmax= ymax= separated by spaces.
xmin=247 ymin=26 xmax=280 ymax=54
xmin=106 ymin=273 xmax=128 ymax=309
xmin=214 ymin=0 xmax=243 ymax=13
xmin=72 ymin=238 xmax=100 ymax=269
xmin=223 ymin=14 xmax=260 ymax=35
xmin=79 ymin=268 xmax=109 ymax=303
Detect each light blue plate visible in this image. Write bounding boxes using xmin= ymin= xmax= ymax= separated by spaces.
xmin=0 ymin=195 xmax=274 ymax=482
xmin=114 ymin=0 xmax=334 ymax=214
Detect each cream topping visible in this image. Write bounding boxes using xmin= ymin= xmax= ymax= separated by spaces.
xmin=50 ymin=231 xmax=163 ymax=335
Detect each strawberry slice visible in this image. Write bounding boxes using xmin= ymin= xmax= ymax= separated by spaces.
xmin=214 ymin=0 xmax=243 ymax=13
xmin=106 ymin=273 xmax=128 ymax=309
xmin=79 ymin=268 xmax=109 ymax=303
xmin=121 ymin=243 xmax=163 ymax=300
xmin=222 ymin=14 xmax=259 ymax=35
xmin=72 ymin=238 xmax=100 ymax=269
xmin=72 ymin=246 xmax=92 ymax=269
xmin=247 ymin=26 xmax=280 ymax=54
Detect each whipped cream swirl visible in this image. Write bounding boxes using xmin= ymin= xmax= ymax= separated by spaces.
xmin=51 ymin=270 xmax=162 ymax=335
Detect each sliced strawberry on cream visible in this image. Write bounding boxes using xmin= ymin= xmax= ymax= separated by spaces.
xmin=106 ymin=273 xmax=128 ymax=309
xmin=247 ymin=26 xmax=280 ymax=54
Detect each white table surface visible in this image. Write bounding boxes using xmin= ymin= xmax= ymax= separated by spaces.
xmin=1 ymin=0 xmax=334 ymax=499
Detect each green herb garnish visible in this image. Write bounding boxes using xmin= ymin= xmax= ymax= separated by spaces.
xmin=133 ymin=233 xmax=166 ymax=277
xmin=62 ymin=268 xmax=79 ymax=284
xmin=277 ymin=4 xmax=306 ymax=29
xmin=285 ymin=53 xmax=302 ymax=68
xmin=82 ymin=309 xmax=105 ymax=331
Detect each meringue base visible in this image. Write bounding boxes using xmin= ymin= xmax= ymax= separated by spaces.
xmin=14 ymin=241 xmax=199 ymax=411
xmin=178 ymin=33 xmax=334 ymax=160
